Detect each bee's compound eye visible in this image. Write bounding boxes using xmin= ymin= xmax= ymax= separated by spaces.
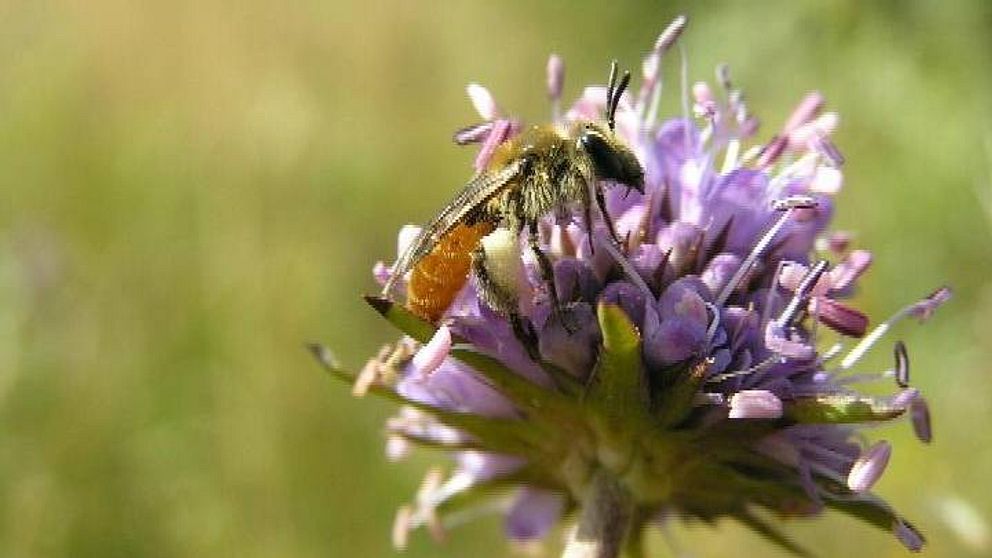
xmin=581 ymin=129 xmax=642 ymax=192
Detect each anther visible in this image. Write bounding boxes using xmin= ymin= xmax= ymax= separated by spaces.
xmin=453 ymin=121 xmax=494 ymax=145
xmin=894 ymin=519 xmax=925 ymax=552
xmin=811 ymin=134 xmax=845 ymax=167
xmin=654 ymin=15 xmax=687 ymax=54
xmin=910 ymin=398 xmax=932 ymax=443
xmin=782 ymin=91 xmax=825 ymax=134
xmin=466 ymin=83 xmax=499 ymax=121
xmin=847 ymin=440 xmax=892 ymax=493
xmin=716 ymin=63 xmax=732 ymax=91
xmin=778 ymin=260 xmax=829 ymax=327
xmin=729 ymin=390 xmax=784 ymax=419
xmin=772 ymin=195 xmax=818 ymax=211
xmin=893 ymin=340 xmax=910 ymax=388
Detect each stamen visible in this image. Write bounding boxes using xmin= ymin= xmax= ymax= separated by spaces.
xmin=909 ymin=286 xmax=952 ymax=322
xmin=840 ymin=287 xmax=951 ymax=370
xmin=644 ymin=68 xmax=664 ymax=128
xmin=453 ymin=121 xmax=495 ymax=145
xmin=679 ymin=44 xmax=691 ymax=153
xmin=654 ymin=14 xmax=687 ymax=54
xmin=811 ymin=133 xmax=845 ymax=167
xmin=392 ymin=505 xmax=414 ymax=549
xmin=782 ymin=91 xmax=825 ymax=134
xmin=728 ymin=389 xmax=783 ymax=419
xmin=466 ymin=83 xmax=499 ymax=121
xmin=637 ymin=16 xmax=687 ymax=123
xmin=893 ymin=340 xmax=910 ymax=388
xmin=814 ymin=297 xmax=869 ymax=338
xmin=415 ymin=467 xmax=447 ymax=542
xmin=818 ymin=231 xmax=853 ymax=254
xmin=756 ymin=135 xmax=788 ymax=167
xmin=386 ymin=434 xmax=411 ymax=461
xmin=412 ymin=325 xmax=453 ymax=375
xmin=721 ymin=138 xmax=741 ymax=174
xmin=693 ymin=392 xmax=726 ymax=406
xmin=829 ymin=249 xmax=872 ymax=291
xmin=637 ymin=50 xmax=661 ymax=117
xmin=789 ymin=112 xmax=839 ymax=150
xmin=707 ymin=355 xmax=780 ymax=384
xmin=894 ymin=519 xmax=926 ymax=552
xmin=546 ymin=53 xmax=565 ymax=104
xmin=704 ymin=301 xmax=721 ymax=346
xmin=715 ymin=201 xmax=817 ymax=307
xmin=846 ymin=440 xmax=892 ymax=493
xmin=819 ymin=342 xmax=844 ymax=362
xmin=771 ymin=195 xmax=818 ymax=210
xmin=910 ymin=398 xmax=932 ymax=443
xmin=600 ymin=237 xmax=653 ymax=298
xmin=716 ymin=63 xmax=732 ymax=91
xmin=777 ymin=260 xmax=829 ymax=327
xmin=473 ymin=119 xmax=512 ymax=172
xmin=892 ymin=387 xmax=919 ymax=408
xmin=353 ymin=357 xmax=381 ymax=397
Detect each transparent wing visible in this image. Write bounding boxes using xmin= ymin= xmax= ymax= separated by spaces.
xmin=381 ymin=160 xmax=522 ymax=297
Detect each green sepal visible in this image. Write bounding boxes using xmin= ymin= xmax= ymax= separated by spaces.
xmin=735 ymin=509 xmax=811 ymax=557
xmin=811 ymin=471 xmax=925 ymax=550
xmin=826 ymin=497 xmax=924 ymax=550
xmin=363 ymin=295 xmax=436 ymax=342
xmin=364 ymin=295 xmax=574 ymax=417
xmin=656 ymin=360 xmax=710 ymax=428
xmin=587 ymin=303 xmax=650 ymax=423
xmin=309 ymin=343 xmax=538 ymax=457
xmin=784 ymin=395 xmax=904 ymax=424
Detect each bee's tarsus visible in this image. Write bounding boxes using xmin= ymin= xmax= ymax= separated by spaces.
xmin=510 ymin=313 xmax=541 ymax=361
xmin=583 ymin=199 xmax=596 ymax=256
xmin=528 ymin=221 xmax=570 ymax=334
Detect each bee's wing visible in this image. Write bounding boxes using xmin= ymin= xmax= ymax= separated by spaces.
xmin=381 ymin=160 xmax=522 ymax=297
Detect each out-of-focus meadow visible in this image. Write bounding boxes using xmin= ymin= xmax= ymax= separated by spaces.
xmin=0 ymin=1 xmax=989 ymax=556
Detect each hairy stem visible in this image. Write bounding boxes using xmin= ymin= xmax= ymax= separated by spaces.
xmin=561 ymin=470 xmax=635 ymax=558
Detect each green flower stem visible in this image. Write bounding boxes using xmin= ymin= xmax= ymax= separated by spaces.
xmin=561 ymin=470 xmax=635 ymax=558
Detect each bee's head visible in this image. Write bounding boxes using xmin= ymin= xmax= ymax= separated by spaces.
xmin=577 ymin=60 xmax=644 ymax=194
xmin=579 ymin=123 xmax=644 ymax=194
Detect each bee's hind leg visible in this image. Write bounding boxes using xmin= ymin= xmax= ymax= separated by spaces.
xmin=470 ymin=245 xmax=541 ymax=360
xmin=528 ymin=221 xmax=577 ymax=335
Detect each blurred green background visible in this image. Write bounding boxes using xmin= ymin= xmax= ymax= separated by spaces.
xmin=0 ymin=1 xmax=989 ymax=556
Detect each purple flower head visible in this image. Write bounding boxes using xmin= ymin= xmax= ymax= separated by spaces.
xmin=319 ymin=16 xmax=951 ymax=557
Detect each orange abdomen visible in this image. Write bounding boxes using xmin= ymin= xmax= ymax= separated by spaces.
xmin=407 ymin=222 xmax=495 ymax=321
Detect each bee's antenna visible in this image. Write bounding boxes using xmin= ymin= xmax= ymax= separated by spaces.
xmin=607 ymin=60 xmax=618 ymax=110
xmin=606 ymin=61 xmax=631 ymax=132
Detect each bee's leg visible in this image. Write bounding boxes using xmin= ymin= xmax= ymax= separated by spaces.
xmin=583 ymin=196 xmax=596 ymax=256
xmin=595 ymin=184 xmax=623 ymax=248
xmin=528 ymin=220 xmax=576 ymax=334
xmin=470 ymin=245 xmax=540 ymax=360
xmin=510 ymin=313 xmax=541 ymax=361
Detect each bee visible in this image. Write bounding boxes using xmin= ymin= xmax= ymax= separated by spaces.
xmin=383 ymin=62 xmax=644 ymax=348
